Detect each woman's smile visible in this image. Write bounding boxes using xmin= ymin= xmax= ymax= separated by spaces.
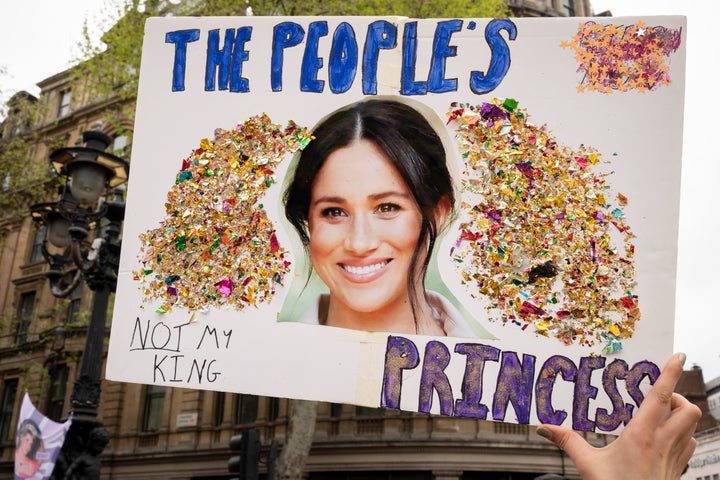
xmin=339 ymin=259 xmax=392 ymax=281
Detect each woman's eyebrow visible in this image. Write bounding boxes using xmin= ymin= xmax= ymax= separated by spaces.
xmin=312 ymin=191 xmax=411 ymax=206
xmin=311 ymin=195 xmax=346 ymax=206
xmin=368 ymin=191 xmax=412 ymax=201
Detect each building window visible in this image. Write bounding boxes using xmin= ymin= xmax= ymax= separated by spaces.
xmin=563 ymin=0 xmax=575 ymax=16
xmin=268 ymin=397 xmax=279 ymax=421
xmin=46 ymin=364 xmax=69 ymax=422
xmin=58 ymin=90 xmax=71 ymax=117
xmin=66 ymin=283 xmax=83 ymax=324
xmin=0 ymin=379 xmax=18 ymax=441
xmin=355 ymin=406 xmax=384 ymax=417
xmin=330 ymin=403 xmax=343 ymax=418
xmin=16 ymin=292 xmax=35 ymax=344
xmin=142 ymin=385 xmax=166 ymax=432
xmin=235 ymin=394 xmax=258 ymax=425
xmin=214 ymin=392 xmax=225 ymax=427
xmin=29 ymin=225 xmax=47 ymax=264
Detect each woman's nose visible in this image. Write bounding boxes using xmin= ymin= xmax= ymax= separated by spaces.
xmin=344 ymin=214 xmax=379 ymax=254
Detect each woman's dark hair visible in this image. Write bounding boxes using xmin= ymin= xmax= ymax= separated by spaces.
xmin=284 ymin=99 xmax=455 ymax=331
xmin=17 ymin=419 xmax=42 ymax=459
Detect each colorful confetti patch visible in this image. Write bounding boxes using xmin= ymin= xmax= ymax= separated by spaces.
xmin=134 ymin=114 xmax=312 ymax=313
xmin=561 ymin=21 xmax=682 ymax=93
xmin=448 ymin=99 xmax=639 ymax=352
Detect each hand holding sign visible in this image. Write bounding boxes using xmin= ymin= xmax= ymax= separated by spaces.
xmin=536 ymin=353 xmax=701 ymax=479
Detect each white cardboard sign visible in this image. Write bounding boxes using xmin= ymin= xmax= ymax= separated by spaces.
xmin=107 ymin=16 xmax=686 ymax=433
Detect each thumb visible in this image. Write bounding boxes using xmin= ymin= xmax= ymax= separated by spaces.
xmin=536 ymin=424 xmax=593 ymax=459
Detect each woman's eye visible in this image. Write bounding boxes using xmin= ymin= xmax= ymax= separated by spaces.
xmin=321 ymin=207 xmax=345 ymax=217
xmin=377 ymin=203 xmax=401 ymax=214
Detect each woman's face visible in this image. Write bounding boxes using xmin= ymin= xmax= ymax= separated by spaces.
xmin=308 ymin=139 xmax=424 ymax=319
xmin=19 ymin=432 xmax=33 ymax=454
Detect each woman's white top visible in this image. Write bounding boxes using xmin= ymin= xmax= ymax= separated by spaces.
xmin=296 ymin=291 xmax=476 ymax=338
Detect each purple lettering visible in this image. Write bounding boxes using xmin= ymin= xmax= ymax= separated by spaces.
xmin=492 ymin=352 xmax=536 ymax=423
xmin=595 ymin=359 xmax=632 ymax=431
xmin=453 ymin=343 xmax=499 ymax=419
xmin=573 ymin=356 xmax=605 ymax=431
xmin=418 ymin=341 xmax=453 ymax=415
xmin=536 ymin=355 xmax=577 ymax=425
xmin=625 ymin=360 xmax=661 ymax=410
xmin=381 ymin=336 xmax=419 ymax=409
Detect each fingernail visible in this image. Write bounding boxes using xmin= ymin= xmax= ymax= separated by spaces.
xmin=536 ymin=426 xmax=552 ymax=440
xmin=678 ymin=352 xmax=687 ymax=367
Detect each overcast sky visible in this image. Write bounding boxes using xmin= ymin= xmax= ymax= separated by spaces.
xmin=1 ymin=1 xmax=718 ymax=380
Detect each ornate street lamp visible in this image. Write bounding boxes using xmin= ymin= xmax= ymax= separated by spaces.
xmin=30 ymin=130 xmax=129 ymax=480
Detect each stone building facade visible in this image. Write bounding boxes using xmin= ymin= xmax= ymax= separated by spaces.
xmin=679 ymin=368 xmax=720 ymax=480
xmin=707 ymin=376 xmax=720 ymax=422
xmin=683 ymin=426 xmax=720 ymax=480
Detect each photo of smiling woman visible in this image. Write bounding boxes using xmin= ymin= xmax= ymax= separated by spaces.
xmin=14 ymin=419 xmax=43 ymax=479
xmin=282 ymin=98 xmax=478 ymax=337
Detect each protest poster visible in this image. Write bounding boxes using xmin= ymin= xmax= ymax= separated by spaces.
xmin=106 ymin=15 xmax=686 ymax=433
xmin=14 ymin=392 xmax=71 ymax=480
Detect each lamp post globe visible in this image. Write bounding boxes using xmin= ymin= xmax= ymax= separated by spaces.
xmin=50 ymin=130 xmax=128 ymax=206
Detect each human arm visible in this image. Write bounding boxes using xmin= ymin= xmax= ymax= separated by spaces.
xmin=536 ymin=353 xmax=701 ymax=480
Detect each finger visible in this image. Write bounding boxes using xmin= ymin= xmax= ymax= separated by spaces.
xmin=669 ymin=392 xmax=701 ymax=420
xmin=536 ymin=424 xmax=593 ymax=460
xmin=664 ymin=393 xmax=701 ymax=436
xmin=667 ymin=437 xmax=698 ymax=479
xmin=633 ymin=353 xmax=685 ymax=425
xmin=669 ymin=391 xmax=689 ymax=412
xmin=678 ymin=437 xmax=697 ymax=467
